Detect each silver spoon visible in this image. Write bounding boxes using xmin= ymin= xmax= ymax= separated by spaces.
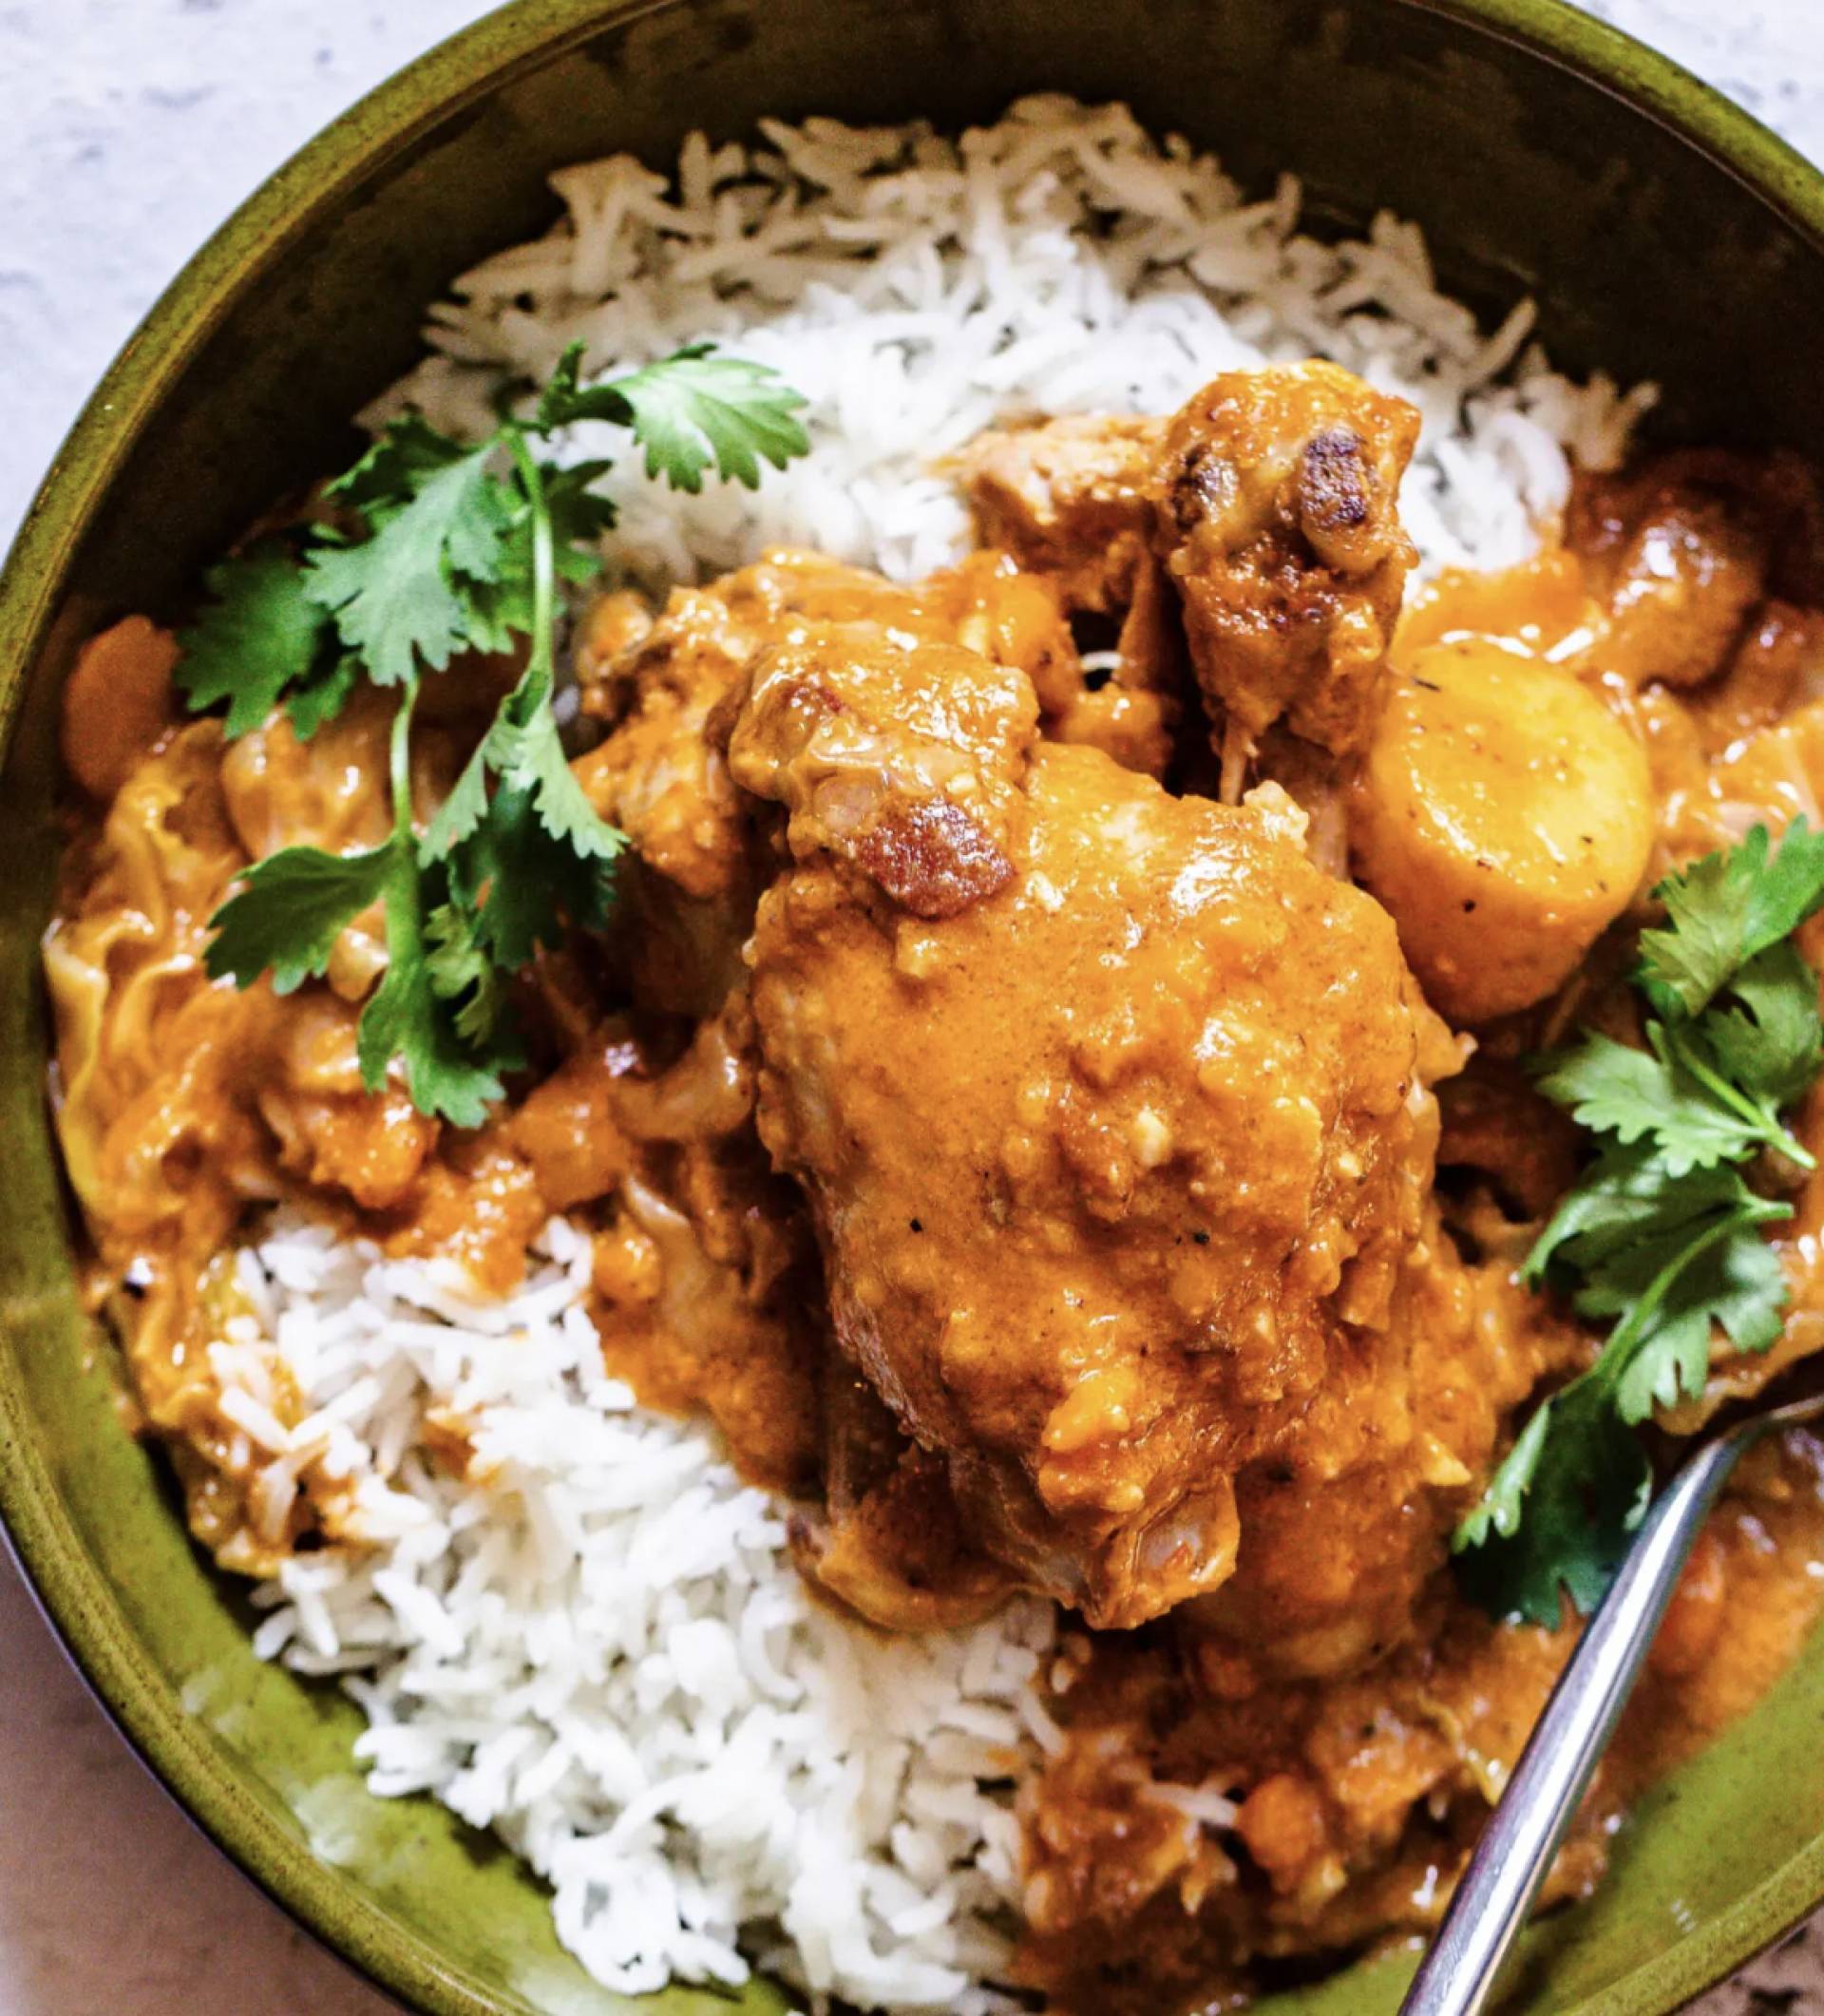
xmin=1400 ymin=1383 xmax=1824 ymax=2016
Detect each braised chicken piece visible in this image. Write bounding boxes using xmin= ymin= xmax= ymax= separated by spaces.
xmin=957 ymin=371 xmax=1421 ymax=827
xmin=955 ymin=415 xmax=1185 ymax=778
xmin=575 ymin=552 xmax=1110 ymax=1596
xmin=796 ymin=1365 xmax=1017 ymax=1629
xmin=727 ymin=622 xmax=1036 ymax=912
xmin=1150 ymin=362 xmax=1420 ymax=765
xmin=1569 ymin=452 xmax=1797 ymax=692
xmin=574 ymin=552 xmax=896 ymax=904
xmin=954 ymin=413 xmax=1161 ymax=615
xmin=729 ymin=615 xmax=1458 ymax=1630
xmin=577 ymin=549 xmax=1087 ymax=879
xmin=572 ymin=554 xmax=853 ymax=1015
xmin=575 ymin=546 xmax=1102 ymax=1004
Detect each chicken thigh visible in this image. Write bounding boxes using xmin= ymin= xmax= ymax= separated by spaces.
xmin=729 ymin=621 xmax=1453 ymax=1629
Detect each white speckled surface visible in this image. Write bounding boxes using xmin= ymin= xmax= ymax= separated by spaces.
xmin=4 ymin=4 xmax=1824 ymax=2011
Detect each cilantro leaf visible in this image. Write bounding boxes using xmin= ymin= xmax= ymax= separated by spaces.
xmin=325 ymin=411 xmax=472 ymax=512
xmin=1532 ymin=1029 xmax=1765 ymax=1175
xmin=204 ymin=843 xmax=394 ymax=995
xmin=179 ymin=343 xmax=807 ymax=1127
xmin=1454 ymin=1384 xmax=1651 ymax=1626
xmin=497 ymin=703 xmax=624 ymax=860
xmin=286 ymin=655 xmax=361 ymax=740
xmin=532 ymin=344 xmax=598 ymax=434
xmin=177 ymin=547 xmax=335 ymax=740
xmin=357 ymin=949 xmax=509 ymax=1130
xmin=1639 ymin=818 xmax=1824 ymax=1018
xmin=543 ymin=459 xmax=618 ymax=564
xmin=1606 ymin=1212 xmax=1788 ymax=1418
xmin=305 ymin=443 xmax=513 ymax=685
xmin=1546 ymin=1155 xmax=1791 ymax=1413
xmin=204 ymin=775 xmax=522 ymax=1126
xmin=1525 ymin=1149 xmax=1787 ymax=1417
xmin=421 ymin=669 xmax=627 ymax=871
xmin=451 ymin=458 xmax=615 ymax=656
xmin=446 ymin=771 xmax=618 ymax=973
xmin=355 ymin=842 xmax=515 ymax=1128
xmin=1461 ymin=821 xmax=1824 ymax=1623
xmin=424 ymin=899 xmax=514 ymax=1045
xmin=1460 ymin=1177 xmax=1786 ymax=1622
xmin=1525 ymin=1145 xmax=1741 ymax=1284
xmin=1454 ymin=1398 xmax=1555 ymax=1553
xmin=420 ymin=742 xmax=493 ymax=862
xmin=540 ymin=340 xmax=810 ymax=492
xmin=1701 ymin=940 xmax=1824 ymax=1112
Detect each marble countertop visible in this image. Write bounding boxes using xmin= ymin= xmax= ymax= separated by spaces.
xmin=5 ymin=2 xmax=1824 ymax=2011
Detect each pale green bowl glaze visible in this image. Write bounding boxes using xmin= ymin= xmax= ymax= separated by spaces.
xmin=5 ymin=3 xmax=1824 ymax=2010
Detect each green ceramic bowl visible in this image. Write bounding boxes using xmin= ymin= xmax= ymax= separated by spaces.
xmin=6 ymin=2 xmax=1824 ymax=2010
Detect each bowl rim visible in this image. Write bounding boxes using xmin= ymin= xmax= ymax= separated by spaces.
xmin=5 ymin=2 xmax=1824 ymax=2011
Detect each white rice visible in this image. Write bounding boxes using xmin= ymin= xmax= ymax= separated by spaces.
xmin=377 ymin=93 xmax=1653 ymax=595
xmin=235 ymin=96 xmax=1654 ymax=2010
xmin=244 ymin=1211 xmax=1052 ymax=2011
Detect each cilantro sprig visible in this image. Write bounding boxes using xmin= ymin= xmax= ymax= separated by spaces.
xmin=181 ymin=340 xmax=808 ymax=1124
xmin=1454 ymin=820 xmax=1824 ymax=1625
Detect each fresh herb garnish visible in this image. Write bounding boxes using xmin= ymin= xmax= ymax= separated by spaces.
xmin=180 ymin=341 xmax=808 ymax=1124
xmin=1454 ymin=820 xmax=1824 ymax=1624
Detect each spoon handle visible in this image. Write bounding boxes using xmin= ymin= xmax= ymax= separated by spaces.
xmin=1399 ymin=1423 xmax=1754 ymax=2016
